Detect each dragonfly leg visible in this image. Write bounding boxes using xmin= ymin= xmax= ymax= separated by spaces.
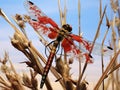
xmin=55 ymin=42 xmax=60 ymax=54
xmin=45 ymin=41 xmax=55 ymax=57
xmin=55 ymin=77 xmax=62 ymax=82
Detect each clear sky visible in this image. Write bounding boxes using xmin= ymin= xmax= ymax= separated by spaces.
xmin=0 ymin=0 xmax=117 ymax=90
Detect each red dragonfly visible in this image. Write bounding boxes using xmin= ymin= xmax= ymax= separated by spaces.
xmin=24 ymin=1 xmax=113 ymax=88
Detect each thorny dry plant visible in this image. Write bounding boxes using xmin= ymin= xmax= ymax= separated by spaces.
xmin=0 ymin=0 xmax=120 ymax=90
xmin=0 ymin=52 xmax=39 ymax=90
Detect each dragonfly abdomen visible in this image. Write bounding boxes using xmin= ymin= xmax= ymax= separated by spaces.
xmin=40 ymin=41 xmax=59 ymax=88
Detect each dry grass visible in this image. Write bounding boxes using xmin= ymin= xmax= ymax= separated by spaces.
xmin=0 ymin=0 xmax=120 ymax=90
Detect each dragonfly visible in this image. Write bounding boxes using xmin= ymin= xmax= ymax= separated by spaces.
xmin=24 ymin=0 xmax=113 ymax=88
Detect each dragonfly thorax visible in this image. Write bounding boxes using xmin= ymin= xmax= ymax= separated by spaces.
xmin=56 ymin=24 xmax=72 ymax=42
xmin=62 ymin=24 xmax=72 ymax=32
xmin=56 ymin=33 xmax=64 ymax=42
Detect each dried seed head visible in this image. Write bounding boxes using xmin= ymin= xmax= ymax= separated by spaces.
xmin=18 ymin=20 xmax=25 ymax=28
xmin=0 ymin=52 xmax=9 ymax=65
xmin=110 ymin=0 xmax=119 ymax=12
xmin=64 ymin=79 xmax=74 ymax=90
xmin=11 ymin=31 xmax=29 ymax=51
xmin=68 ymin=58 xmax=74 ymax=64
xmin=115 ymin=17 xmax=120 ymax=27
xmin=1 ymin=65 xmax=10 ymax=73
xmin=31 ymin=78 xmax=38 ymax=89
xmin=77 ymin=80 xmax=89 ymax=90
xmin=105 ymin=14 xmax=111 ymax=28
xmin=23 ymin=15 xmax=30 ymax=22
xmin=22 ymin=73 xmax=31 ymax=87
xmin=15 ymin=14 xmax=22 ymax=20
xmin=14 ymin=14 xmax=26 ymax=28
xmin=55 ymin=57 xmax=64 ymax=74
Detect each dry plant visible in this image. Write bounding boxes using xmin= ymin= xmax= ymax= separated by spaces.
xmin=0 ymin=0 xmax=120 ymax=90
xmin=0 ymin=52 xmax=24 ymax=90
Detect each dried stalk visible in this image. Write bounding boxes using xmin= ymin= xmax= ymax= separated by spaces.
xmin=76 ymin=6 xmax=107 ymax=90
xmin=0 ymin=52 xmax=25 ymax=90
xmin=58 ymin=0 xmax=67 ymax=25
xmin=100 ymin=14 xmax=110 ymax=90
xmin=0 ymin=9 xmax=21 ymax=34
xmin=101 ymin=29 xmax=109 ymax=90
xmin=12 ymin=14 xmax=28 ymax=39
xmin=111 ymin=11 xmax=117 ymax=90
xmin=104 ymin=63 xmax=120 ymax=79
xmin=99 ymin=0 xmax=102 ymax=18
xmin=58 ymin=0 xmax=63 ymax=26
xmin=63 ymin=0 xmax=67 ymax=24
xmin=78 ymin=0 xmax=82 ymax=76
xmin=58 ymin=0 xmax=67 ymax=64
xmin=114 ymin=2 xmax=120 ymax=89
xmin=94 ymin=49 xmax=120 ymax=90
xmin=90 ymin=6 xmax=107 ymax=54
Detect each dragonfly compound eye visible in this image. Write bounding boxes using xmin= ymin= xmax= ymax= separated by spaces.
xmin=62 ymin=24 xmax=72 ymax=32
xmin=28 ymin=1 xmax=34 ymax=5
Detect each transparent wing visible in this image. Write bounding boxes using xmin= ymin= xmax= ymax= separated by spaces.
xmin=24 ymin=0 xmax=59 ymax=39
xmin=88 ymin=41 xmax=113 ymax=56
xmin=76 ymin=39 xmax=113 ymax=56
xmin=69 ymin=34 xmax=113 ymax=56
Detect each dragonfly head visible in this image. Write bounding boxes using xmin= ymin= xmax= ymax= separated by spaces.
xmin=28 ymin=1 xmax=34 ymax=5
xmin=62 ymin=24 xmax=72 ymax=32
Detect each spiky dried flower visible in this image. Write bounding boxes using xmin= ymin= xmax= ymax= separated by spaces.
xmin=0 ymin=65 xmax=10 ymax=73
xmin=22 ymin=70 xmax=38 ymax=90
xmin=11 ymin=31 xmax=29 ymax=51
xmin=110 ymin=0 xmax=119 ymax=12
xmin=22 ymin=73 xmax=32 ymax=88
xmin=15 ymin=14 xmax=22 ymax=20
xmin=68 ymin=57 xmax=74 ymax=64
xmin=23 ymin=15 xmax=30 ymax=22
xmin=115 ymin=17 xmax=120 ymax=27
xmin=14 ymin=14 xmax=25 ymax=28
xmin=56 ymin=57 xmax=70 ymax=77
xmin=105 ymin=14 xmax=111 ymax=29
xmin=0 ymin=52 xmax=9 ymax=65
xmin=0 ymin=52 xmax=10 ymax=73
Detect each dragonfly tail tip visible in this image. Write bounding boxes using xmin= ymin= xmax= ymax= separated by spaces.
xmin=107 ymin=46 xmax=113 ymax=50
xmin=40 ymin=83 xmax=44 ymax=89
xmin=40 ymin=78 xmax=45 ymax=89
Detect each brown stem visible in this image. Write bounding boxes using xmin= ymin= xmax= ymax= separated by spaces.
xmin=94 ymin=49 xmax=120 ymax=90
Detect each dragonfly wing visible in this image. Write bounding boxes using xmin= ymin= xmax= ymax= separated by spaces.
xmin=24 ymin=0 xmax=59 ymax=39
xmin=61 ymin=38 xmax=93 ymax=63
xmin=70 ymin=34 xmax=92 ymax=51
xmin=61 ymin=38 xmax=80 ymax=55
xmin=89 ymin=41 xmax=114 ymax=56
xmin=70 ymin=34 xmax=113 ymax=56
